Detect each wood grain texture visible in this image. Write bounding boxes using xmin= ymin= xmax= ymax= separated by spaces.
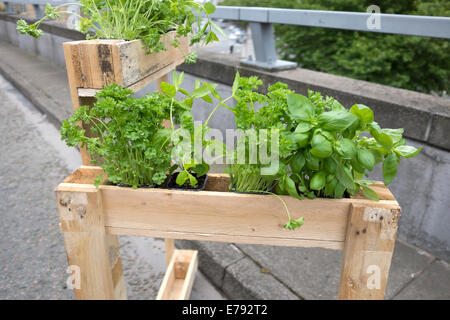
xmin=64 ymin=32 xmax=188 ymax=90
xmin=55 ymin=188 xmax=116 ymax=299
xmin=156 ymin=250 xmax=198 ymax=300
xmin=337 ymin=204 xmax=401 ymax=300
xmin=56 ymin=167 xmax=401 ymax=250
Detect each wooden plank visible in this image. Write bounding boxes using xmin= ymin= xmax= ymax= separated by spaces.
xmin=157 ymin=250 xmax=198 ymax=300
xmin=118 ymin=32 xmax=189 ymax=88
xmin=101 ymin=187 xmax=349 ymax=247
xmin=63 ymin=42 xmax=98 ymax=165
xmin=338 ymin=204 xmax=401 ymax=300
xmin=55 ymin=167 xmax=400 ymax=250
xmin=106 ymin=227 xmax=344 ymax=250
xmin=55 ymin=188 xmax=116 ymax=299
xmin=165 ymin=239 xmax=175 ymax=265
xmin=106 ymin=234 xmax=127 ymax=300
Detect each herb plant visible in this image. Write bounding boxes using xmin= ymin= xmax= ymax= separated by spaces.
xmin=159 ymin=72 xmax=227 ymax=188
xmin=60 ymin=84 xmax=188 ymax=188
xmin=17 ymin=1 xmax=223 ymax=62
xmin=222 ymin=72 xmax=421 ymax=229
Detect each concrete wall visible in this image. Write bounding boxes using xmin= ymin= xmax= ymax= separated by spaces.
xmin=1 ymin=14 xmax=449 ymax=261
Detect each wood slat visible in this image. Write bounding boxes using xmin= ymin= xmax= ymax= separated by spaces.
xmin=157 ymin=250 xmax=198 ymax=300
xmin=338 ymin=204 xmax=401 ymax=299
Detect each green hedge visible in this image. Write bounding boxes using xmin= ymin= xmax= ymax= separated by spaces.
xmin=220 ymin=0 xmax=449 ymax=94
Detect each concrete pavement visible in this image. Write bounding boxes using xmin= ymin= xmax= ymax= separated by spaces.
xmin=0 ymin=39 xmax=449 ymax=300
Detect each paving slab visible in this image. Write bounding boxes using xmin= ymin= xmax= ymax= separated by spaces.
xmin=222 ymin=258 xmax=299 ymax=300
xmin=394 ymin=260 xmax=450 ymax=300
xmin=236 ymin=240 xmax=437 ymax=300
xmin=236 ymin=244 xmax=343 ymax=300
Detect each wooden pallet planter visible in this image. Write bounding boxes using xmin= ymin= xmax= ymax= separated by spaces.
xmin=55 ymin=166 xmax=402 ymax=300
xmin=62 ymin=36 xmax=193 ymax=300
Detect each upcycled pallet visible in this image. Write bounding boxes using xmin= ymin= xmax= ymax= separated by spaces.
xmin=55 ymin=166 xmax=402 ymax=300
xmin=64 ymin=31 xmax=189 ymax=93
xmin=62 ymin=36 xmax=191 ymax=300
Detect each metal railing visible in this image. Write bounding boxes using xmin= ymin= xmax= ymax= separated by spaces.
xmin=2 ymin=1 xmax=450 ymax=70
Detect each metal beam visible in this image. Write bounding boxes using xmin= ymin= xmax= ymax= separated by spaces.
xmin=213 ymin=6 xmax=450 ymax=39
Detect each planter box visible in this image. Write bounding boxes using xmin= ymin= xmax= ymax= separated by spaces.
xmin=63 ymin=31 xmax=189 ymax=94
xmin=56 ymin=166 xmax=401 ymax=300
xmin=57 ymin=166 xmax=400 ymax=250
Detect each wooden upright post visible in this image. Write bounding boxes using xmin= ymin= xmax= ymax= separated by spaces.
xmin=55 ymin=185 xmax=125 ymax=299
xmin=63 ymin=43 xmax=127 ymax=299
xmin=338 ymin=204 xmax=401 ymax=300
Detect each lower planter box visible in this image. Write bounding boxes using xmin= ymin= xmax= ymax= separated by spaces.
xmin=55 ymin=166 xmax=402 ymax=300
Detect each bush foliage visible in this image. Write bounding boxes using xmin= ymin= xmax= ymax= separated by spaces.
xmin=220 ymin=0 xmax=449 ymax=94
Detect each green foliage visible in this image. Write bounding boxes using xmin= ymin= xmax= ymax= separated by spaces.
xmin=220 ymin=0 xmax=449 ymax=93
xmin=161 ymin=72 xmax=228 ymax=188
xmin=17 ymin=1 xmax=221 ymax=60
xmin=60 ymin=72 xmax=226 ymax=189
xmin=223 ymin=72 xmax=421 ymax=229
xmin=60 ymin=84 xmax=179 ymax=188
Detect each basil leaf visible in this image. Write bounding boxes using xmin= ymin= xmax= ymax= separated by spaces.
xmin=204 ymin=2 xmax=216 ymax=15
xmin=335 ymin=161 xmax=354 ymax=189
xmin=357 ymin=148 xmax=376 ymax=171
xmin=350 ymin=104 xmax=374 ymax=125
xmin=295 ymin=121 xmax=313 ymax=133
xmin=362 ymin=185 xmax=379 ymax=201
xmin=305 ymin=151 xmax=320 ymax=171
xmin=285 ymin=176 xmax=301 ymax=200
xmin=287 ymin=93 xmax=315 ymax=121
xmin=290 ymin=132 xmax=309 ymax=148
xmin=310 ymin=171 xmax=326 ymax=191
xmin=383 ymin=153 xmax=398 ymax=185
xmin=160 ymin=82 xmax=176 ymax=98
xmin=335 ymin=138 xmax=357 ymax=159
xmin=176 ymin=171 xmax=189 ymax=186
xmin=324 ymin=177 xmax=338 ymax=196
xmin=334 ymin=182 xmax=346 ymax=199
xmin=317 ymin=110 xmax=358 ymax=131
xmin=395 ymin=145 xmax=422 ymax=158
xmin=311 ymin=133 xmax=332 ymax=158
xmin=290 ymin=152 xmax=306 ymax=173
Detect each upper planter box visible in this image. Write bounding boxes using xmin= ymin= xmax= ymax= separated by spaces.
xmin=63 ymin=31 xmax=189 ymax=92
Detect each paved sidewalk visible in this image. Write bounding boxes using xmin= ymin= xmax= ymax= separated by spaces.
xmin=1 ymin=39 xmax=449 ymax=300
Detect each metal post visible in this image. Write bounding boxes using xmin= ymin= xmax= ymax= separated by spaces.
xmin=4 ymin=2 xmax=11 ymax=14
xmin=241 ymin=22 xmax=297 ymax=71
xmin=33 ymin=4 xmax=43 ymax=19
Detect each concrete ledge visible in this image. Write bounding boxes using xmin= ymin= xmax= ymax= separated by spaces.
xmin=0 ymin=41 xmax=72 ymax=127
xmin=179 ymin=50 xmax=450 ymax=151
